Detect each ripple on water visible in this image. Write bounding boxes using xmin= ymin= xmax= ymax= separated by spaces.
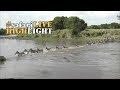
xmin=0 ymin=39 xmax=120 ymax=79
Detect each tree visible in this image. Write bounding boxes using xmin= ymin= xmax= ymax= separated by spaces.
xmin=89 ymin=25 xmax=100 ymax=29
xmin=65 ymin=16 xmax=87 ymax=36
xmin=0 ymin=28 xmax=6 ymax=35
xmin=52 ymin=16 xmax=68 ymax=30
xmin=110 ymin=22 xmax=120 ymax=29
xmin=100 ymin=24 xmax=109 ymax=29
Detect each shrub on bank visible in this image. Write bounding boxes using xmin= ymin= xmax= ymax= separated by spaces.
xmin=0 ymin=29 xmax=6 ymax=35
xmin=80 ymin=29 xmax=120 ymax=37
xmin=17 ymin=29 xmax=120 ymax=43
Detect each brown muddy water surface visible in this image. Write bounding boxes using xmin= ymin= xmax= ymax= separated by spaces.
xmin=0 ymin=37 xmax=120 ymax=79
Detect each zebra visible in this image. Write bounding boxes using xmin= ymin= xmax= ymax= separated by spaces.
xmin=15 ymin=51 xmax=25 ymax=56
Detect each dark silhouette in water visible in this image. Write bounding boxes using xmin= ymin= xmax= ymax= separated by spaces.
xmin=62 ymin=45 xmax=68 ymax=48
xmin=23 ymin=49 xmax=29 ymax=54
xmin=86 ymin=41 xmax=91 ymax=45
xmin=29 ymin=48 xmax=38 ymax=53
xmin=56 ymin=46 xmax=62 ymax=49
xmin=0 ymin=56 xmax=6 ymax=61
xmin=46 ymin=47 xmax=51 ymax=50
xmin=15 ymin=51 xmax=25 ymax=56
xmin=63 ymin=57 xmax=71 ymax=62
xmin=75 ymin=44 xmax=79 ymax=47
xmin=36 ymin=48 xmax=43 ymax=53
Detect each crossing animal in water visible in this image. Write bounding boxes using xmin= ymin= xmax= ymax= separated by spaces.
xmin=36 ymin=48 xmax=43 ymax=53
xmin=23 ymin=49 xmax=29 ymax=54
xmin=62 ymin=45 xmax=68 ymax=48
xmin=56 ymin=46 xmax=62 ymax=49
xmin=75 ymin=44 xmax=79 ymax=47
xmin=15 ymin=51 xmax=25 ymax=56
xmin=46 ymin=47 xmax=51 ymax=50
xmin=29 ymin=48 xmax=38 ymax=53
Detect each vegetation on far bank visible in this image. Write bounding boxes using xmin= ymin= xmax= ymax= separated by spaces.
xmin=0 ymin=16 xmax=120 ymax=44
xmin=0 ymin=29 xmax=6 ymax=35
xmin=87 ymin=23 xmax=120 ymax=29
xmin=17 ymin=16 xmax=120 ymax=44
xmin=16 ymin=29 xmax=120 ymax=45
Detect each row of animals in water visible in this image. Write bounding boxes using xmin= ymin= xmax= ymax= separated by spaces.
xmin=15 ymin=37 xmax=116 ymax=56
xmin=15 ymin=44 xmax=80 ymax=56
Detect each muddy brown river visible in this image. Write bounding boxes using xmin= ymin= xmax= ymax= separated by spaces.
xmin=0 ymin=38 xmax=120 ymax=79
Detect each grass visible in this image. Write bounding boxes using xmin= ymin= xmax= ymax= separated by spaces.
xmin=17 ymin=29 xmax=73 ymax=42
xmin=11 ymin=29 xmax=120 ymax=45
xmin=80 ymin=29 xmax=120 ymax=37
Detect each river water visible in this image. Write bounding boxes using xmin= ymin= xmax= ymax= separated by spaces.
xmin=0 ymin=38 xmax=120 ymax=79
